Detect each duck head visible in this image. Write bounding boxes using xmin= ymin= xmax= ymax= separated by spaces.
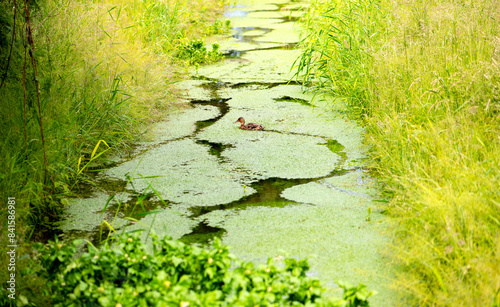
xmin=234 ymin=117 xmax=245 ymax=124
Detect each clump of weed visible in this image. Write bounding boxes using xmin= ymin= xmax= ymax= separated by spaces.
xmin=175 ymin=39 xmax=223 ymax=65
xmin=209 ymin=19 xmax=232 ymax=35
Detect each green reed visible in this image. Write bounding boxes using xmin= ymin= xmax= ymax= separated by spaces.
xmin=296 ymin=0 xmax=500 ymax=305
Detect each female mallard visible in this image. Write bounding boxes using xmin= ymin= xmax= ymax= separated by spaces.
xmin=234 ymin=117 xmax=264 ymax=131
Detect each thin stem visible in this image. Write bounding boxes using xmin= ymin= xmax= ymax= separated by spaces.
xmin=24 ymin=0 xmax=49 ymax=184
xmin=23 ymin=34 xmax=28 ymax=162
xmin=0 ymin=0 xmax=18 ymax=90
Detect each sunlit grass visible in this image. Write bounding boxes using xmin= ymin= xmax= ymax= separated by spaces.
xmin=296 ymin=0 xmax=500 ymax=305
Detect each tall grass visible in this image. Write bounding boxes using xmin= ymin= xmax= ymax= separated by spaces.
xmin=296 ymin=0 xmax=500 ymax=305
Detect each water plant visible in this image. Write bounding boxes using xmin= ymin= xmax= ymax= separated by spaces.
xmin=209 ymin=19 xmax=232 ymax=35
xmin=175 ymin=39 xmax=223 ymax=65
xmin=296 ymin=0 xmax=500 ymax=305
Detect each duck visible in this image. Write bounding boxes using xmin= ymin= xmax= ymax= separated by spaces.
xmin=234 ymin=117 xmax=264 ymax=130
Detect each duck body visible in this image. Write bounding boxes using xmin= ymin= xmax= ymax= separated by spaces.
xmin=234 ymin=117 xmax=264 ymax=131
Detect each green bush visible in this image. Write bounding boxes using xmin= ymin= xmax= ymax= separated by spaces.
xmin=34 ymin=234 xmax=374 ymax=306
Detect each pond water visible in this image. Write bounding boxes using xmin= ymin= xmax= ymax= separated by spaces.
xmin=61 ymin=0 xmax=395 ymax=304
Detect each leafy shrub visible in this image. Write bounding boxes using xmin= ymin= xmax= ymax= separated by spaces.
xmin=34 ymin=234 xmax=373 ymax=306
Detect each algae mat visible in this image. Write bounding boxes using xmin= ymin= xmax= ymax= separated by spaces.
xmin=61 ymin=0 xmax=394 ymax=305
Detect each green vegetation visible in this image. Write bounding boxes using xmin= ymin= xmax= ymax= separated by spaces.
xmin=176 ymin=40 xmax=223 ymax=65
xmin=27 ymin=233 xmax=373 ymax=306
xmin=209 ymin=19 xmax=232 ymax=35
xmin=296 ymin=0 xmax=500 ymax=305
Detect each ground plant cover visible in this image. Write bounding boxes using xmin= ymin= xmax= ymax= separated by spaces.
xmin=296 ymin=0 xmax=500 ymax=305
xmin=32 ymin=233 xmax=373 ymax=306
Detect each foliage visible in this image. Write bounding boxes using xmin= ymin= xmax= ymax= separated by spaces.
xmin=296 ymin=0 xmax=500 ymax=305
xmin=209 ymin=19 xmax=232 ymax=35
xmin=176 ymin=40 xmax=223 ymax=65
xmin=293 ymin=0 xmax=385 ymax=116
xmin=122 ymin=0 xmax=228 ymax=54
xmin=33 ymin=233 xmax=374 ymax=306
